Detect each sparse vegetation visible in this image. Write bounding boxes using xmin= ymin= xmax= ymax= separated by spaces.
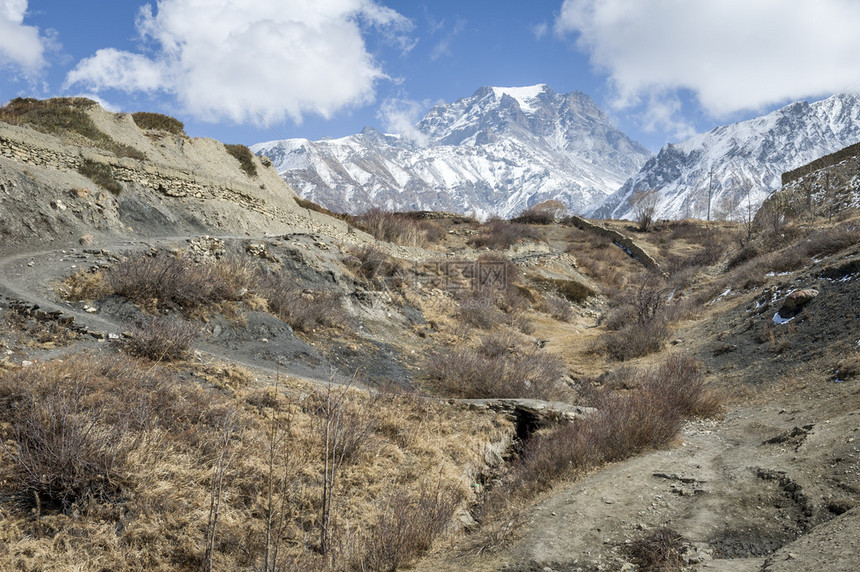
xmin=131 ymin=111 xmax=186 ymax=135
xmin=122 ymin=316 xmax=198 ymax=361
xmin=511 ymin=199 xmax=568 ymax=224
xmin=469 ymin=218 xmax=539 ymax=249
xmin=77 ymin=158 xmax=123 ymax=195
xmin=500 ymin=354 xmax=718 ymax=498
xmin=0 ymin=97 xmax=145 ymax=159
xmin=627 ymin=527 xmax=686 ymax=572
xmin=423 ymin=338 xmax=567 ymax=400
xmin=225 ymin=143 xmax=258 ymax=177
xmin=256 ymin=269 xmax=346 ymax=332
xmin=597 ymin=272 xmax=673 ymax=360
xmin=631 ymin=188 xmax=659 ymax=231
xmin=353 ymin=208 xmax=445 ymax=247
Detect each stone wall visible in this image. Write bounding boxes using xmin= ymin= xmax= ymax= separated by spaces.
xmin=0 ymin=132 xmax=288 ymax=221
xmin=569 ymin=215 xmax=661 ymax=272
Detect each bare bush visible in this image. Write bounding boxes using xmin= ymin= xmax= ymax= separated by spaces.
xmin=539 ymin=292 xmax=574 ymax=321
xmin=631 ymin=188 xmax=659 ymax=232
xmin=348 ymin=246 xmax=402 ymax=286
xmin=627 ymin=527 xmax=686 ymax=572
xmin=423 ymin=345 xmax=565 ymax=400
xmin=353 ymin=208 xmax=444 ymax=247
xmin=469 ymin=219 xmax=539 ymax=250
xmin=256 ymin=269 xmax=345 ymax=333
xmin=356 ymin=481 xmax=463 ymax=571
xmin=456 ymin=292 xmax=506 ymax=330
xmin=106 ymin=254 xmax=251 ymax=311
xmin=598 ymin=274 xmax=672 ymax=360
xmin=511 ymin=200 xmax=567 ymax=225
xmin=122 ymin=316 xmax=198 ymax=361
xmin=0 ymin=356 xmax=192 ymax=513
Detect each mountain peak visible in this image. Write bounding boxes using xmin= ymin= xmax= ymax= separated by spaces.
xmin=254 ymin=84 xmax=651 ymax=217
xmin=487 ymin=85 xmax=551 ymax=112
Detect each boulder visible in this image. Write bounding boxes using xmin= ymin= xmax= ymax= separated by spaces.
xmin=779 ymin=289 xmax=818 ymax=317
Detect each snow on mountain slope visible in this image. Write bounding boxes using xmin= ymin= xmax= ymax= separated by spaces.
xmin=253 ymin=85 xmax=651 ymax=218
xmin=590 ymin=93 xmax=860 ymax=221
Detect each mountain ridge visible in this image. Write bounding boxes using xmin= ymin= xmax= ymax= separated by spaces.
xmin=253 ymin=84 xmax=651 ymax=218
xmin=591 ymin=92 xmax=860 ymax=221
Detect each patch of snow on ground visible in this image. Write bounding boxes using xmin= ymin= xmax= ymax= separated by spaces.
xmin=773 ymin=312 xmax=794 ymax=325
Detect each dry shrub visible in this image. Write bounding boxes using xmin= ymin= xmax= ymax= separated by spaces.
xmin=801 ymin=224 xmax=860 ymax=258
xmin=455 ymin=292 xmax=506 ymax=330
xmin=353 ymin=208 xmax=444 ymax=247
xmin=538 ymin=292 xmax=573 ymax=321
xmin=469 ymin=219 xmax=539 ymax=250
xmin=106 ymin=254 xmax=251 ymax=311
xmin=122 ymin=316 xmax=198 ymax=361
xmin=256 ymin=269 xmax=346 ymax=332
xmin=506 ymin=355 xmax=717 ymax=497
xmin=131 ymin=111 xmax=186 ymax=135
xmin=349 ymin=245 xmax=402 ymax=285
xmin=627 ymin=527 xmax=686 ymax=572
xmin=0 ymin=97 xmax=145 ymax=159
xmin=597 ymin=274 xmax=672 ymax=360
xmin=423 ymin=344 xmax=566 ymax=400
xmin=0 ymin=355 xmax=232 ymax=514
xmin=356 ymin=481 xmax=463 ymax=571
xmin=511 ymin=200 xmax=567 ymax=225
xmin=59 ymin=268 xmax=112 ymax=301
xmin=224 ymin=143 xmax=258 ymax=177
xmin=598 ymin=320 xmax=670 ymax=361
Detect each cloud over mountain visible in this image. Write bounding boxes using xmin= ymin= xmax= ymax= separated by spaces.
xmin=556 ymin=0 xmax=860 ymax=133
xmin=66 ymin=0 xmax=412 ymax=125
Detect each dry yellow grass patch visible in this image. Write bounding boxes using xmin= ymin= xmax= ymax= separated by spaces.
xmin=0 ymin=354 xmax=514 ymax=571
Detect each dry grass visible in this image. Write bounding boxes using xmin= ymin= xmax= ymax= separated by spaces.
xmin=121 ymin=316 xmax=198 ymax=362
xmin=131 ymin=111 xmax=186 ymax=135
xmin=255 ymin=269 xmax=347 ymax=333
xmin=469 ymin=219 xmax=539 ymax=250
xmin=0 ymin=97 xmax=145 ymax=159
xmin=595 ymin=273 xmax=674 ymax=361
xmin=224 ymin=143 xmax=258 ymax=177
xmin=353 ymin=209 xmax=445 ymax=247
xmin=423 ymin=339 xmax=567 ymax=400
xmin=0 ymin=355 xmax=509 ymax=571
xmin=59 ymin=252 xmax=346 ymax=333
xmin=498 ymin=355 xmax=718 ymax=498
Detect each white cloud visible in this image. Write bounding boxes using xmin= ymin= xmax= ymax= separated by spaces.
xmin=556 ymin=0 xmax=860 ymax=131
xmin=530 ymin=21 xmax=548 ymax=40
xmin=430 ymin=19 xmax=465 ymax=61
xmin=66 ymin=0 xmax=412 ymax=125
xmin=0 ymin=0 xmax=47 ymax=74
xmin=376 ymin=97 xmax=429 ymax=145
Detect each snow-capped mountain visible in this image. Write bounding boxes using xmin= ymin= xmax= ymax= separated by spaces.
xmin=252 ymin=85 xmax=651 ymax=218
xmin=590 ymin=93 xmax=860 ymax=221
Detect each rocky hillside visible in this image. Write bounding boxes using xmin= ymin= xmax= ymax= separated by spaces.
xmin=591 ymin=93 xmax=860 ymax=221
xmin=0 ymin=98 xmax=356 ymax=254
xmin=252 ymin=85 xmax=651 ymax=218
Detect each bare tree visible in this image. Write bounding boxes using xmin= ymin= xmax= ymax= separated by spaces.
xmin=260 ymin=384 xmax=298 ymax=572
xmin=631 ymin=188 xmax=659 ymax=231
xmin=203 ymin=410 xmax=241 ymax=572
xmin=311 ymin=372 xmax=376 ymax=560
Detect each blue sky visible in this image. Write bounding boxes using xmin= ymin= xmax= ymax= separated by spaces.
xmin=3 ymin=0 xmax=860 ymax=152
